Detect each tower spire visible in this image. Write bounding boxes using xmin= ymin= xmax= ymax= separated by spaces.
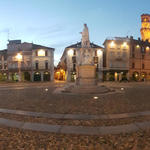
xmin=140 ymin=14 xmax=150 ymax=42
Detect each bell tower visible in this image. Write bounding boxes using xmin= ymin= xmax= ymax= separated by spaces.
xmin=140 ymin=14 xmax=150 ymax=42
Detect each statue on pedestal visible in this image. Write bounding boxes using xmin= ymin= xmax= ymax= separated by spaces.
xmin=80 ymin=24 xmax=90 ymax=48
xmin=80 ymin=24 xmax=93 ymax=65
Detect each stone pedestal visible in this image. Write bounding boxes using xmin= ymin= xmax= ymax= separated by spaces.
xmin=76 ymin=65 xmax=97 ymax=86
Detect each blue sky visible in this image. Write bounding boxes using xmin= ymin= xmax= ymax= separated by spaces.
xmin=0 ymin=0 xmax=150 ymax=65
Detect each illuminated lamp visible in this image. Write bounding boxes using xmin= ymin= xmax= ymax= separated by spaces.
xmin=146 ymin=46 xmax=149 ymax=51
xmin=110 ymin=41 xmax=115 ymax=48
xmin=123 ymin=42 xmax=127 ymax=47
xmin=68 ymin=49 xmax=74 ymax=56
xmin=97 ymin=49 xmax=102 ymax=56
xmin=16 ymin=53 xmax=22 ymax=61
xmin=38 ymin=49 xmax=45 ymax=56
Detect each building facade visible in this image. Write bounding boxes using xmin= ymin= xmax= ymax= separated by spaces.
xmin=103 ymin=37 xmax=130 ymax=81
xmin=130 ymin=37 xmax=150 ymax=81
xmin=103 ymin=36 xmax=150 ymax=81
xmin=0 ymin=40 xmax=54 ymax=82
xmin=60 ymin=42 xmax=103 ymax=82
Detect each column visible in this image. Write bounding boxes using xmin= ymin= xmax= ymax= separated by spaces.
xmin=66 ymin=70 xmax=71 ymax=82
xmin=126 ymin=72 xmax=130 ymax=81
xmin=106 ymin=72 xmax=109 ymax=81
xmin=41 ymin=72 xmax=43 ymax=82
xmin=31 ymin=72 xmax=34 ymax=82
xmin=119 ymin=73 xmax=122 ymax=81
xmin=114 ymin=72 xmax=118 ymax=82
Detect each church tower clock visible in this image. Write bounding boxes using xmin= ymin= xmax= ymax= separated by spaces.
xmin=141 ymin=14 xmax=150 ymax=42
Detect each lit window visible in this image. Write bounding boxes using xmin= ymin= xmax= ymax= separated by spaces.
xmin=97 ymin=49 xmax=102 ymax=56
xmin=146 ymin=46 xmax=149 ymax=51
xmin=123 ymin=42 xmax=127 ymax=47
xmin=38 ymin=50 xmax=45 ymax=56
xmin=68 ymin=49 xmax=74 ymax=56
xmin=136 ymin=45 xmax=140 ymax=48
xmin=110 ymin=41 xmax=115 ymax=48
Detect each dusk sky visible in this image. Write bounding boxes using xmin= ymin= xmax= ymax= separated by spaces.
xmin=0 ymin=0 xmax=150 ymax=65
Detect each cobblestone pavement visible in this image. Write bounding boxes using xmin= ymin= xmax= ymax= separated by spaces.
xmin=0 ymin=82 xmax=150 ymax=115
xmin=0 ymin=125 xmax=150 ymax=150
xmin=0 ymin=82 xmax=150 ymax=149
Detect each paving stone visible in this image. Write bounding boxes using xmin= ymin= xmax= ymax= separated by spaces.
xmin=137 ymin=111 xmax=150 ymax=116
xmin=60 ymin=125 xmax=101 ymax=135
xmin=0 ymin=117 xmax=150 ymax=135
xmin=107 ymin=113 xmax=131 ymax=119
xmin=22 ymin=122 xmax=61 ymax=133
xmin=0 ymin=118 xmax=24 ymax=128
xmin=135 ymin=121 xmax=150 ymax=130
xmin=99 ymin=123 xmax=139 ymax=135
xmin=1 ymin=108 xmax=150 ymax=121
xmin=63 ymin=114 xmax=98 ymax=120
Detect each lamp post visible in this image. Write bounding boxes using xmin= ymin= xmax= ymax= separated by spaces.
xmin=16 ymin=53 xmax=22 ymax=81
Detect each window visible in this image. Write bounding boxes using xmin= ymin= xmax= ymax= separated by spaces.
xmin=45 ymin=51 xmax=48 ymax=56
xmin=36 ymin=51 xmax=38 ymax=56
xmin=110 ymin=51 xmax=114 ymax=57
xmin=142 ymin=64 xmax=145 ymax=69
xmin=72 ymin=56 xmax=76 ymax=63
xmin=95 ymin=50 xmax=97 ymax=56
xmin=45 ymin=61 xmax=48 ymax=69
xmin=4 ymin=55 xmax=7 ymax=61
xmin=117 ymin=51 xmax=121 ymax=56
xmin=122 ymin=52 xmax=127 ymax=58
xmin=109 ymin=63 xmax=113 ymax=67
xmin=38 ymin=50 xmax=45 ymax=56
xmin=73 ymin=50 xmax=76 ymax=56
xmin=4 ymin=63 xmax=7 ymax=69
xmin=35 ymin=62 xmax=39 ymax=70
xmin=132 ymin=53 xmax=135 ymax=58
xmin=73 ymin=64 xmax=75 ymax=71
xmin=94 ymin=57 xmax=98 ymax=64
xmin=95 ymin=64 xmax=98 ymax=72
xmin=132 ymin=63 xmax=135 ymax=69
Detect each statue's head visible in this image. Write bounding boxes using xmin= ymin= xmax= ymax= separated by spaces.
xmin=84 ymin=24 xmax=87 ymax=27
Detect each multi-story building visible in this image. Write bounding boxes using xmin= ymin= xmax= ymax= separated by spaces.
xmin=103 ymin=36 xmax=150 ymax=81
xmin=103 ymin=37 xmax=130 ymax=81
xmin=60 ymin=42 xmax=103 ymax=81
xmin=130 ymin=37 xmax=150 ymax=81
xmin=0 ymin=40 xmax=54 ymax=82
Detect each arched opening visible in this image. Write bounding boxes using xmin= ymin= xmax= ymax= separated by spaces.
xmin=141 ymin=72 xmax=146 ymax=81
xmin=132 ymin=72 xmax=139 ymax=81
xmin=24 ymin=72 xmax=30 ymax=81
xmin=2 ymin=73 xmax=7 ymax=81
xmin=0 ymin=73 xmax=3 ymax=81
xmin=43 ymin=72 xmax=50 ymax=81
xmin=11 ymin=73 xmax=19 ymax=81
xmin=34 ymin=72 xmax=41 ymax=81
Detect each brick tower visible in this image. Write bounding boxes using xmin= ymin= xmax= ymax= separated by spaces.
xmin=141 ymin=14 xmax=150 ymax=42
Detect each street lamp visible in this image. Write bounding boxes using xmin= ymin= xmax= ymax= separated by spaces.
xmin=16 ymin=53 xmax=22 ymax=81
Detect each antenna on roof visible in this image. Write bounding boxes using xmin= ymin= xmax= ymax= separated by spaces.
xmin=7 ymin=29 xmax=10 ymax=42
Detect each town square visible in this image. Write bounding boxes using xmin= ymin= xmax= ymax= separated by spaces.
xmin=0 ymin=0 xmax=150 ymax=149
